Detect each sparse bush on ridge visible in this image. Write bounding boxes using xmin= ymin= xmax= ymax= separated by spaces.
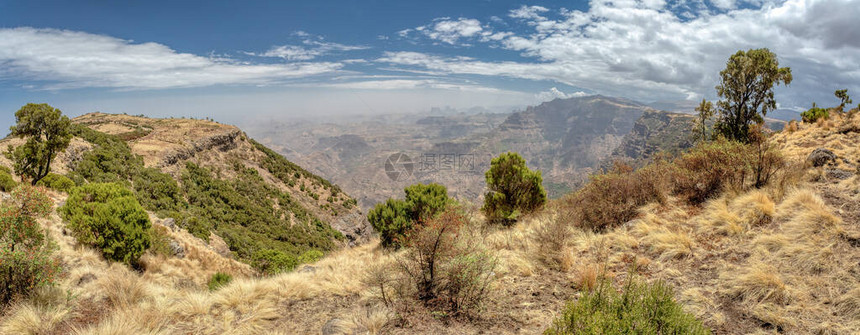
xmin=0 ymin=185 xmax=60 ymax=305
xmin=545 ymin=276 xmax=710 ymax=335
xmin=564 ymin=134 xmax=786 ymax=232
xmin=801 ymin=102 xmax=829 ymax=123
xmin=482 ymin=152 xmax=546 ymax=225
xmin=563 ymin=162 xmax=667 ymax=231
xmin=60 ymin=182 xmax=152 ymax=267
xmin=370 ymin=207 xmax=496 ymax=318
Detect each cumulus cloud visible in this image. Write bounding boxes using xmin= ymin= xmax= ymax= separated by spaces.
xmin=403 ymin=17 xmax=484 ymax=45
xmin=252 ymin=39 xmax=368 ymax=61
xmin=0 ymin=27 xmax=343 ymax=90
xmin=535 ymin=87 xmax=588 ymax=101
xmin=383 ymin=0 xmax=860 ymax=106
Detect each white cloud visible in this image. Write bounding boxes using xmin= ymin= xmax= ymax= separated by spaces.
xmin=254 ymin=39 xmax=369 ymax=61
xmin=509 ymin=5 xmax=550 ymax=20
xmin=535 ymin=87 xmax=588 ymax=101
xmin=382 ymin=0 xmax=860 ymax=105
xmin=0 ymin=27 xmax=343 ymax=90
xmin=402 ymin=18 xmax=484 ymax=45
xmin=308 ymin=79 xmax=507 ymax=92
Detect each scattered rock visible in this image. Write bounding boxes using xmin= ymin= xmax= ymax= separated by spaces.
xmin=76 ymin=273 xmax=97 ymax=286
xmin=321 ymin=318 xmax=350 ymax=335
xmin=808 ymin=148 xmax=837 ymax=167
xmin=826 ymin=169 xmax=853 ymax=180
xmin=296 ymin=265 xmax=316 ymax=274
xmin=169 ymin=240 xmax=186 ymax=258
xmin=1 ymin=193 xmax=10 ymax=202
xmin=161 ymin=218 xmax=176 ymax=230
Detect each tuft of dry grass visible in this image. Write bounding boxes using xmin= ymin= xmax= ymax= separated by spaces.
xmin=836 ymin=288 xmax=860 ymax=320
xmin=721 ymin=263 xmax=792 ymax=305
xmin=574 ymin=263 xmax=600 ymax=291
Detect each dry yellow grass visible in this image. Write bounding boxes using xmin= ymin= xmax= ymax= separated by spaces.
xmin=3 ymin=111 xmax=860 ymax=334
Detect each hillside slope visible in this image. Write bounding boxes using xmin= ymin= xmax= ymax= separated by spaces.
xmin=0 ymin=113 xmax=371 ymax=268
xmin=3 ymin=111 xmax=857 ymax=335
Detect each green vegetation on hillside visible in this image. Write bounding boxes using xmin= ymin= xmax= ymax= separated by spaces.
xmin=7 ymin=113 xmax=350 ymax=273
xmin=180 ymin=161 xmax=342 ymax=267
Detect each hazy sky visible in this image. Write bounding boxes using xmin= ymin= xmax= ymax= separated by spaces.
xmin=1 ymin=0 xmax=858 ymax=131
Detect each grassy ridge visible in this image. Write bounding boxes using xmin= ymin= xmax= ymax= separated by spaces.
xmin=66 ymin=123 xmax=344 ymax=271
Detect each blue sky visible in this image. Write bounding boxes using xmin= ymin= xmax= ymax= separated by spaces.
xmin=1 ymin=0 xmax=858 ymax=131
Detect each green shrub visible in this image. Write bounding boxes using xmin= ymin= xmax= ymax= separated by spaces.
xmin=482 ymin=152 xmax=546 ymax=225
xmin=368 ymin=198 xmax=413 ymax=248
xmin=404 ymin=183 xmax=450 ymax=221
xmin=60 ymin=183 xmax=152 ymax=267
xmin=801 ymin=102 xmax=829 ymax=123
xmin=133 ymin=168 xmax=185 ymax=212
xmin=0 ymin=185 xmax=60 ymax=305
xmin=207 ymin=272 xmax=233 ymax=291
xmin=545 ymin=278 xmax=710 ymax=335
xmin=564 ymin=162 xmax=667 ymax=231
xmin=0 ymin=166 xmax=11 ymax=174
xmin=299 ymin=249 xmax=324 ymax=264
xmin=183 ymin=216 xmax=211 ymax=242
xmin=149 ymin=225 xmax=173 ymax=257
xmin=252 ymin=249 xmax=298 ymax=275
xmin=0 ymin=171 xmax=17 ymax=192
xmin=368 ymin=183 xmax=451 ymax=249
xmin=36 ymin=173 xmax=75 ymax=192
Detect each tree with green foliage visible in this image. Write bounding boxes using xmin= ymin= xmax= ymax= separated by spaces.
xmin=404 ymin=183 xmax=450 ymax=221
xmin=694 ymin=99 xmax=715 ymax=142
xmin=6 ymin=103 xmax=72 ymax=185
xmin=368 ymin=198 xmax=415 ymax=248
xmin=714 ymin=49 xmax=792 ymax=143
xmin=60 ymin=183 xmax=152 ymax=267
xmin=368 ymin=183 xmax=451 ymax=248
xmin=0 ymin=185 xmax=60 ymax=305
xmin=835 ymin=89 xmax=852 ymax=108
xmin=482 ymin=152 xmax=546 ymax=225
